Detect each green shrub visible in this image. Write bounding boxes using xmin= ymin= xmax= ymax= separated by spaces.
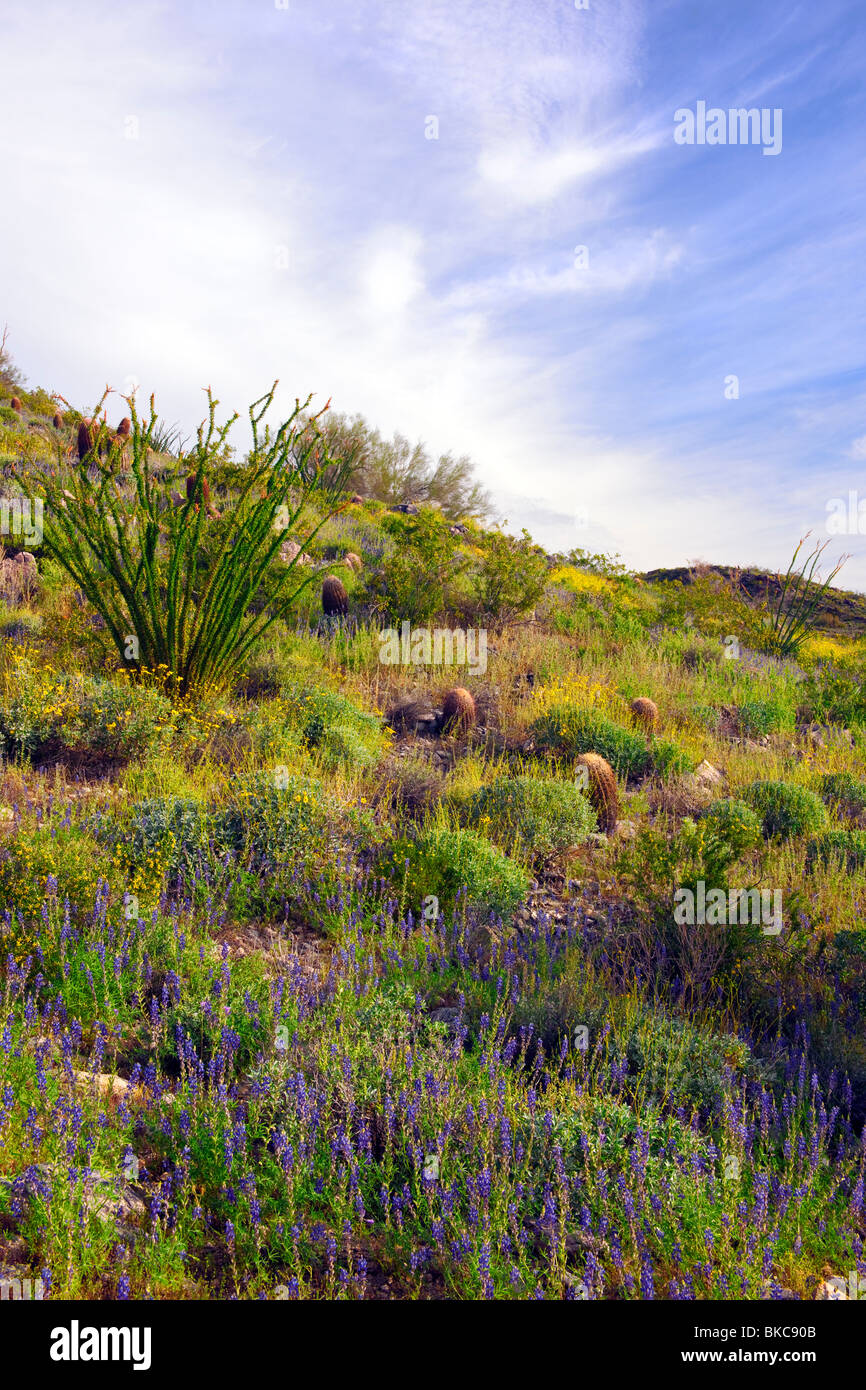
xmin=737 ymin=698 xmax=793 ymax=738
xmin=0 ymin=825 xmax=124 ymax=935
xmin=112 ymin=797 xmax=216 ymax=880
xmin=464 ymin=775 xmax=597 ymax=857
xmin=819 ymin=772 xmax=866 ymax=819
xmin=654 ymin=574 xmax=771 ymax=651
xmin=799 ymin=659 xmax=866 ymax=727
xmin=690 ymin=704 xmax=721 ymax=732
xmin=474 ymin=529 xmax=548 ymax=623
xmin=703 ymin=799 xmax=763 ymax=858
xmin=286 ymin=683 xmax=383 ymax=770
xmin=623 ymin=1012 xmax=754 ymax=1113
xmin=651 ymin=738 xmax=693 ymax=778
xmin=806 ymin=829 xmax=866 ymax=872
xmin=218 ymin=772 xmax=332 ymax=870
xmin=530 ymin=1093 xmax=711 ymax=1187
xmin=0 ymin=406 xmax=19 ymax=425
xmin=531 ymin=705 xmax=649 ymax=777
xmin=744 ymin=779 xmax=828 ymax=840
xmin=396 ymin=825 xmax=529 ymax=923
xmin=365 ymin=509 xmax=460 ymax=625
xmin=0 ymin=651 xmax=173 ymax=762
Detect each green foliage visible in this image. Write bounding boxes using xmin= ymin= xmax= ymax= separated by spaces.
xmin=396 ymin=825 xmax=529 ymax=922
xmin=314 ymin=410 xmax=491 ymax=518
xmin=463 ymin=775 xmax=597 ymax=857
xmin=800 ymin=658 xmax=866 ymax=727
xmin=0 ymin=824 xmax=123 ymax=934
xmin=555 ymin=547 xmax=631 ymax=579
xmin=284 ymin=682 xmax=384 ymax=770
xmin=365 ymin=509 xmax=460 ymax=624
xmin=819 ymin=772 xmax=866 ymax=818
xmin=737 ymin=697 xmax=793 ymax=738
xmin=531 ymin=705 xmax=649 ymax=777
xmin=220 ymin=772 xmax=332 ymax=870
xmin=654 ymin=574 xmax=771 ymax=650
xmin=703 ymin=799 xmax=763 ymax=858
xmin=744 ymin=779 xmax=828 ymax=840
xmin=806 ymin=829 xmax=866 ymax=872
xmin=623 ymin=1013 xmax=754 ymax=1113
xmin=0 ymin=406 xmax=18 ymax=425
xmin=0 ymin=649 xmax=173 ymax=762
xmin=16 ymin=384 xmax=357 ymax=696
xmin=651 ymin=738 xmax=693 ymax=777
xmin=110 ymin=797 xmax=215 ymax=881
xmin=0 ymin=325 xmax=22 ymax=392
xmin=474 ymin=529 xmax=548 ymax=623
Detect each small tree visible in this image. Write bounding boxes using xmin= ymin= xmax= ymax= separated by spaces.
xmin=476 ymin=528 xmax=548 ymax=624
xmin=18 ymin=384 xmax=357 ymax=696
xmin=365 ymin=508 xmax=461 ymax=624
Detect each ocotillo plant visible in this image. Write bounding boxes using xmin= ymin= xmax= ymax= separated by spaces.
xmin=770 ymin=534 xmax=849 ymax=657
xmin=17 ymin=383 xmax=357 ymax=696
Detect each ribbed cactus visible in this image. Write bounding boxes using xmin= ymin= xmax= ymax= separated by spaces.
xmin=343 ymin=552 xmax=362 ymax=572
xmin=630 ymin=697 xmax=658 ymax=733
xmin=9 ymin=396 xmax=22 ymax=413
xmin=575 ymin=752 xmax=618 ymax=833
xmin=52 ymin=411 xmax=65 ymax=429
xmin=77 ymin=418 xmax=95 ymax=462
xmin=322 ymin=574 xmax=349 ymax=616
xmin=441 ymin=687 xmax=476 ymax=733
xmin=116 ymin=417 xmax=131 ymax=439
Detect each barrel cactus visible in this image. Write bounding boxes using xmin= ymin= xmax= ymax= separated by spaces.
xmin=441 ymin=687 xmax=476 ymax=734
xmin=77 ymin=418 xmax=95 ymax=462
xmin=322 ymin=574 xmax=349 ymax=616
xmin=574 ymin=752 xmax=619 ymax=833
xmin=630 ymin=697 xmax=658 ymax=733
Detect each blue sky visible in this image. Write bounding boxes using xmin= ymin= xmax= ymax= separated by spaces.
xmin=4 ymin=0 xmax=866 ymax=582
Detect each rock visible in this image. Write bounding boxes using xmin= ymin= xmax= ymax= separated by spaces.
xmin=74 ymin=1071 xmax=134 ymax=1108
xmin=0 ymin=1163 xmax=147 ymax=1227
xmin=614 ymin=819 xmax=637 ymax=840
xmin=280 ymin=539 xmax=312 ymax=565
xmin=349 ymin=494 xmax=365 ymax=505
xmin=0 ymin=556 xmax=38 ymax=604
xmin=816 ymin=1278 xmax=848 ymax=1300
xmin=694 ymin=760 xmax=724 ymax=787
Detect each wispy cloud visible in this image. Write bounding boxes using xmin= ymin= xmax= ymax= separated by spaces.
xmin=3 ymin=0 xmax=866 ymax=585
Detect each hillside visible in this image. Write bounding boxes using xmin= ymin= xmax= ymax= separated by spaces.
xmin=644 ymin=565 xmax=866 ymax=637
xmin=0 ymin=377 xmax=865 ymax=1303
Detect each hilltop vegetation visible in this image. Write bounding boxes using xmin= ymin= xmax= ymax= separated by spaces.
xmin=0 ymin=360 xmax=865 ymax=1301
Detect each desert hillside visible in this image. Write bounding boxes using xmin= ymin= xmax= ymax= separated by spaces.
xmin=1 ymin=373 xmax=864 ymax=1302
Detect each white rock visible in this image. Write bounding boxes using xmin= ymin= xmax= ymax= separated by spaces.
xmin=694 ymin=760 xmax=724 ymax=787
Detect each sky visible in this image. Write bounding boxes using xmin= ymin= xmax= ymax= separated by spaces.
xmin=2 ymin=0 xmax=865 ymax=584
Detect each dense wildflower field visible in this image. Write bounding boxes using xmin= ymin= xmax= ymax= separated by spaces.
xmin=1 ymin=385 xmax=865 ymax=1303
